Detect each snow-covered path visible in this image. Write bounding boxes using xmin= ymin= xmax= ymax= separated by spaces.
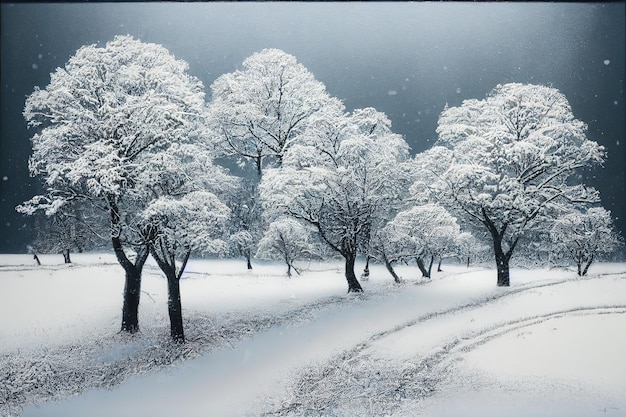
xmin=16 ymin=264 xmax=626 ymax=417
xmin=20 ymin=268 xmax=499 ymax=417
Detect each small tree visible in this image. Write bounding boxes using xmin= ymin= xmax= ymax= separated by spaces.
xmin=389 ymin=203 xmax=461 ymax=278
xmin=550 ymin=207 xmax=622 ymax=276
xmin=224 ymin=179 xmax=263 ymax=270
xmin=142 ymin=191 xmax=230 ymax=342
xmin=256 ymin=217 xmax=317 ymax=277
xmin=454 ymin=231 xmax=488 ymax=267
xmin=425 ymin=83 xmax=605 ymax=286
xmin=30 ymin=201 xmax=105 ymax=263
xmin=229 ymin=231 xmax=255 ymax=270
xmin=370 ymin=224 xmax=414 ymax=283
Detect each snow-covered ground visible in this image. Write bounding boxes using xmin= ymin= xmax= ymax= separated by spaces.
xmin=1 ymin=254 xmax=625 ymax=417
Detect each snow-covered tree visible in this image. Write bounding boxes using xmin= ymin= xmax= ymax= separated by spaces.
xmin=425 ymin=83 xmax=605 ymax=286
xmin=17 ymin=35 xmax=209 ymax=334
xmin=385 ymin=203 xmax=461 ymax=278
xmin=208 ymin=48 xmax=344 ymax=178
xmin=454 ymin=231 xmax=488 ymax=268
xmin=349 ymin=108 xmax=416 ymax=279
xmin=136 ymin=139 xmax=236 ymax=343
xmin=370 ymin=224 xmax=412 ymax=283
xmin=229 ymin=230 xmax=255 ymax=270
xmin=224 ymin=179 xmax=264 ymax=270
xmin=260 ymin=108 xmax=411 ymax=292
xmin=142 ymin=191 xmax=230 ymax=342
xmin=550 ymin=207 xmax=622 ymax=276
xmin=29 ymin=201 xmax=105 ymax=263
xmin=256 ymin=217 xmax=318 ymax=277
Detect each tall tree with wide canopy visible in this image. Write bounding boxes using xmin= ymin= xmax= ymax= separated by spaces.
xmin=260 ymin=108 xmax=411 ymax=292
xmin=18 ymin=35 xmax=208 ymax=333
xmin=423 ymin=83 xmax=605 ymax=286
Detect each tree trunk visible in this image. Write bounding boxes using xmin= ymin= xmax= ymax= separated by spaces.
xmin=255 ymin=156 xmax=263 ymax=180
xmin=581 ymin=254 xmax=594 ymax=276
xmin=166 ymin=269 xmax=185 ymax=343
xmin=383 ymin=254 xmax=401 ymax=283
xmin=361 ymin=255 xmax=371 ymax=281
xmin=246 ymin=251 xmax=253 ymax=270
xmin=428 ymin=256 xmax=435 ymax=277
xmin=482 ymin=209 xmax=514 ymax=287
xmin=150 ymin=245 xmax=186 ymax=343
xmin=491 ymin=234 xmax=511 ymax=287
xmin=416 ymin=257 xmax=430 ymax=278
xmin=121 ymin=267 xmax=142 ymax=333
xmin=108 ymin=196 xmax=149 ymax=334
xmin=63 ymin=248 xmax=71 ymax=264
xmin=495 ymin=253 xmax=510 ymax=287
xmin=437 ymin=258 xmax=443 ymax=272
xmin=467 ymin=256 xmax=470 ymax=268
xmin=576 ymin=251 xmax=584 ymax=276
xmin=33 ymin=253 xmax=41 ymax=266
xmin=344 ymin=252 xmax=364 ymax=292
xmin=286 ymin=260 xmax=292 ymax=278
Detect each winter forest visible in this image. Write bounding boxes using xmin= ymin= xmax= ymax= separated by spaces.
xmin=17 ymin=36 xmax=622 ymax=335
xmin=2 ymin=5 xmax=626 ymax=416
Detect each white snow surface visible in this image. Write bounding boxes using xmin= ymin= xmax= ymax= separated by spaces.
xmin=1 ymin=253 xmax=625 ymax=417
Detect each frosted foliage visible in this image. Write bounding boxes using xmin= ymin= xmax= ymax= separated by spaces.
xmin=132 ymin=142 xmax=237 ymax=202
xmin=430 ymin=83 xmax=605 ymax=250
xmin=550 ymin=207 xmax=622 ymax=271
xmin=260 ymin=108 xmax=411 ymax=257
xmin=256 ymin=217 xmax=316 ymax=275
xmin=229 ymin=230 xmax=254 ymax=255
xmin=208 ymin=48 xmax=344 ymax=173
xmin=21 ymin=35 xmax=208 ymax=208
xmin=455 ymin=231 xmax=488 ymax=262
xmin=389 ymin=204 xmax=461 ymax=260
xmin=142 ymin=191 xmax=230 ymax=256
xmin=410 ymin=146 xmax=454 ymax=203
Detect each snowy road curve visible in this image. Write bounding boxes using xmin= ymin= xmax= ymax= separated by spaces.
xmin=20 ymin=267 xmax=626 ymax=417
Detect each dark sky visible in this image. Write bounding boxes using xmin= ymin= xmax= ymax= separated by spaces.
xmin=1 ymin=2 xmax=624 ymax=253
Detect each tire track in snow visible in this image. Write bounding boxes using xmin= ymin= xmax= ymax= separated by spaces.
xmin=265 ymin=273 xmax=626 ymax=416
xmin=359 ymin=271 xmax=626 ymax=353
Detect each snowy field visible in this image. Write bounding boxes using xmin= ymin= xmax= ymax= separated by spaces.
xmin=1 ymin=253 xmax=625 ymax=417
